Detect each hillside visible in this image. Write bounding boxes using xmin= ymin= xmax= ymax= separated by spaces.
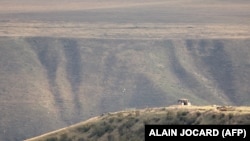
xmin=25 ymin=106 xmax=250 ymax=141
xmin=0 ymin=0 xmax=250 ymax=140
xmin=1 ymin=37 xmax=250 ymax=140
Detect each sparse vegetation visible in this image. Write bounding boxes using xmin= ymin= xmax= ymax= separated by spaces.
xmin=46 ymin=138 xmax=58 ymax=141
xmin=26 ymin=106 xmax=250 ymax=141
xmin=1 ymin=0 xmax=250 ymax=140
xmin=76 ymin=125 xmax=91 ymax=133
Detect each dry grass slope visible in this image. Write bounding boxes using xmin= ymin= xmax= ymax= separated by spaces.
xmin=25 ymin=106 xmax=250 ymax=141
xmin=0 ymin=0 xmax=250 ymax=140
xmin=0 ymin=38 xmax=250 ymax=141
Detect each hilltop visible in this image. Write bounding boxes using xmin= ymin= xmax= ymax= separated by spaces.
xmin=25 ymin=105 xmax=250 ymax=141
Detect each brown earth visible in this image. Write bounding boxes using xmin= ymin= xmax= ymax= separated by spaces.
xmin=0 ymin=0 xmax=249 ymax=140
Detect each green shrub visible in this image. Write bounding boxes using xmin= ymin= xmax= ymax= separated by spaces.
xmin=219 ymin=113 xmax=225 ymax=119
xmin=165 ymin=111 xmax=175 ymax=122
xmin=46 ymin=138 xmax=58 ymax=141
xmin=77 ymin=138 xmax=85 ymax=141
xmin=107 ymin=134 xmax=115 ymax=141
xmin=211 ymin=114 xmax=216 ymax=119
xmin=196 ymin=112 xmax=201 ymax=117
xmin=77 ymin=125 xmax=91 ymax=133
xmin=59 ymin=134 xmax=71 ymax=141
xmin=115 ymin=117 xmax=123 ymax=123
xmin=177 ymin=111 xmax=189 ymax=117
xmin=152 ymin=117 xmax=160 ymax=123
xmin=89 ymin=121 xmax=114 ymax=138
xmin=228 ymin=113 xmax=233 ymax=120
xmin=108 ymin=118 xmax=114 ymax=123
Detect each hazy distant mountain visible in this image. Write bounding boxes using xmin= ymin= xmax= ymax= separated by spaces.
xmin=0 ymin=0 xmax=249 ymax=140
xmin=1 ymin=37 xmax=250 ymax=140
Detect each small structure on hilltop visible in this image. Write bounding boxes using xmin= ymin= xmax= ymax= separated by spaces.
xmin=178 ymin=99 xmax=191 ymax=106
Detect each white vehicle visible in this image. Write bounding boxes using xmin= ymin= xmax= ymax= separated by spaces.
xmin=178 ymin=99 xmax=191 ymax=106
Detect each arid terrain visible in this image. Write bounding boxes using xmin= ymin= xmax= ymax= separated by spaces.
xmin=0 ymin=0 xmax=250 ymax=140
xmin=25 ymin=106 xmax=250 ymax=141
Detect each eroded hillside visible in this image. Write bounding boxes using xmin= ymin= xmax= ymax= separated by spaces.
xmin=0 ymin=37 xmax=250 ymax=140
xmin=0 ymin=0 xmax=250 ymax=140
